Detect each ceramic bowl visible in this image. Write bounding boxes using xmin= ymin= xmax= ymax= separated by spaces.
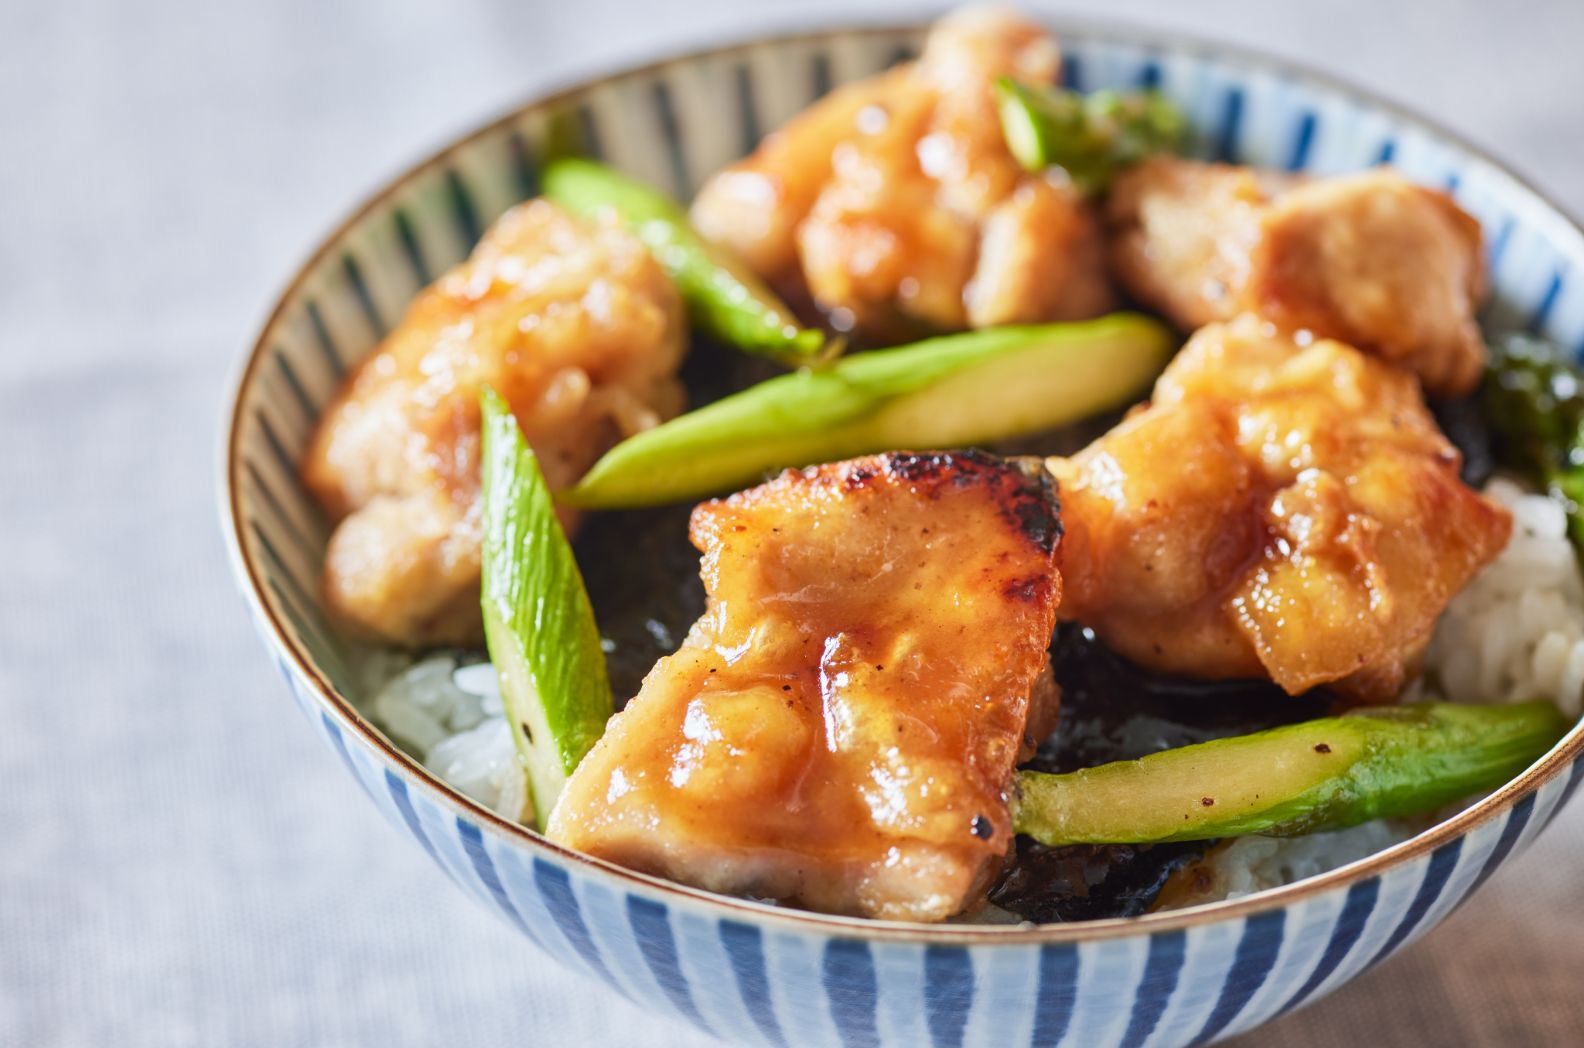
xmin=221 ymin=17 xmax=1584 ymax=1047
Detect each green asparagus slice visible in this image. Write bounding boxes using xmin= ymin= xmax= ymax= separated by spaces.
xmin=562 ymin=312 xmax=1172 ymax=509
xmin=479 ymin=386 xmax=613 ymax=829
xmin=1482 ymin=332 xmax=1584 ymax=551
xmin=995 ymin=78 xmax=1185 ymax=194
xmin=543 ymin=157 xmax=825 ymax=365
xmin=1012 ymin=702 xmax=1569 ymax=847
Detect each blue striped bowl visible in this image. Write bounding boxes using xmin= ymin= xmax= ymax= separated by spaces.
xmin=221 ymin=18 xmax=1584 ymax=1047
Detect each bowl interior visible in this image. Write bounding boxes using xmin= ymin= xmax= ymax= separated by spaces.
xmin=225 ymin=18 xmax=1584 ymax=933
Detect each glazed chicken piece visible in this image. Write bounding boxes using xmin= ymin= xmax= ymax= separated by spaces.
xmin=1107 ymin=158 xmax=1487 ymax=395
xmin=547 ymin=451 xmax=1063 ymax=922
xmin=1104 ymin=159 xmax=1298 ymax=331
xmin=690 ymin=6 xmax=1114 ymax=340
xmin=302 ymin=200 xmax=686 ymax=646
xmin=1050 ymin=316 xmax=1512 ymax=701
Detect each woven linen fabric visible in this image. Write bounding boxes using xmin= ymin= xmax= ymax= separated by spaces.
xmin=2 ymin=0 xmax=1582 ymax=1045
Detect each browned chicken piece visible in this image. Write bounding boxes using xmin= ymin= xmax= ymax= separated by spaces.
xmin=687 ymin=68 xmax=911 ymax=284
xmin=1105 ymin=159 xmax=1298 ymax=329
xmin=302 ymin=200 xmax=686 ymax=646
xmin=690 ymin=6 xmax=1114 ymax=341
xmin=1049 ymin=316 xmax=1512 ymax=701
xmin=546 ymin=451 xmax=1063 ymax=922
xmin=1107 ymin=158 xmax=1487 ymax=395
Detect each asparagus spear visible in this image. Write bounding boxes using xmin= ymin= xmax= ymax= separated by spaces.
xmin=479 ymin=386 xmax=613 ymax=829
xmin=995 ymin=78 xmax=1184 ymax=194
xmin=1012 ymin=702 xmax=1568 ymax=847
xmin=543 ymin=158 xmax=826 ymax=365
xmin=1483 ymin=332 xmax=1584 ymax=551
xmin=562 ymin=312 xmax=1172 ymax=509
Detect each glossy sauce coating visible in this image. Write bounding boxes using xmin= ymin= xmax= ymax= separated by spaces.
xmin=547 ymin=451 xmax=1062 ymax=921
xmin=690 ymin=7 xmax=1113 ymax=341
xmin=301 ymin=201 xmax=686 ymax=645
xmin=1050 ymin=317 xmax=1512 ymax=701
xmin=1108 ymin=159 xmax=1487 ymax=395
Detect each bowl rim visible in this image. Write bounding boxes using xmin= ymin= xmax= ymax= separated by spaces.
xmin=221 ymin=12 xmax=1584 ymax=945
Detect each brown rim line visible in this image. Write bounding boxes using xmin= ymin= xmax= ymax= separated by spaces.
xmin=221 ymin=15 xmax=1584 ymax=944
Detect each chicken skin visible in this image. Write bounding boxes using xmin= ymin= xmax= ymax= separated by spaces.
xmin=690 ymin=6 xmax=1113 ymax=341
xmin=302 ymin=200 xmax=686 ymax=647
xmin=1050 ymin=316 xmax=1512 ymax=701
xmin=1107 ymin=158 xmax=1487 ymax=395
xmin=547 ymin=451 xmax=1063 ymax=922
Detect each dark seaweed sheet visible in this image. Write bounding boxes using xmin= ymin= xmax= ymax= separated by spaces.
xmin=569 ymin=333 xmax=1434 ymax=923
xmin=572 ymin=500 xmax=1333 ymax=921
xmin=987 ymin=626 xmax=1332 ymax=921
xmin=1028 ymin=625 xmax=1331 ymax=776
xmin=576 ymin=502 xmax=704 ymax=704
xmin=574 ymin=332 xmax=1111 ymax=704
xmin=1432 ymin=392 xmax=1497 ymax=488
xmin=990 ymin=399 xmax=1497 ymax=921
xmin=989 ymin=839 xmax=1204 ymax=922
xmin=574 ymin=334 xmax=775 ymax=704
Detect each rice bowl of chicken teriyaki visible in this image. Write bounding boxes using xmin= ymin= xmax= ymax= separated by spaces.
xmin=224 ymin=6 xmax=1584 ymax=1044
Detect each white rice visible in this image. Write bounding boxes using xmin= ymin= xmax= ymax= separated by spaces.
xmin=1423 ymin=477 xmax=1584 ymax=720
xmin=357 ymin=477 xmax=1582 ymax=916
xmin=363 ymin=652 xmax=529 ymax=823
xmin=1164 ymin=477 xmax=1584 ymax=907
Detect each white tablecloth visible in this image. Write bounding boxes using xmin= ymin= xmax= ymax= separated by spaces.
xmin=4 ymin=1 xmax=1582 ymax=1044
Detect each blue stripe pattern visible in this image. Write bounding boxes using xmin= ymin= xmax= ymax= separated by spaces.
xmin=810 ymin=52 xmax=834 ymax=100
xmin=735 ymin=63 xmax=763 ymax=153
xmin=1560 ymin=755 xmax=1584 ymax=809
xmin=1286 ymin=111 xmax=1317 ymax=171
xmin=719 ymin=920 xmax=787 ymax=1047
xmin=1192 ymin=910 xmax=1286 ymax=1044
xmin=318 ymin=713 xmax=361 ymax=784
xmin=824 ymin=940 xmax=880 ymax=1048
xmin=1529 ymin=270 xmax=1565 ymax=333
xmin=628 ymin=897 xmax=712 ymax=1032
xmin=1539 ymin=756 xmax=1584 ymax=835
xmin=248 ymin=522 xmax=317 ymax=617
xmin=1366 ymin=839 xmax=1464 ymax=970
xmin=1282 ymin=876 xmax=1381 ymax=1013
xmin=231 ymin=23 xmax=1584 ymax=1048
xmin=1215 ymin=87 xmax=1244 ymax=162
xmin=923 ymin=945 xmax=974 ymax=1048
xmin=508 ymin=132 xmax=540 ymax=199
xmin=457 ymin=819 xmax=531 ymax=937
xmin=888 ymin=44 xmax=917 ymax=67
xmin=446 ymin=169 xmax=482 ymax=247
xmin=393 ymin=208 xmax=432 ymax=285
xmin=268 ymin=579 xmax=337 ymax=675
xmin=1467 ymin=794 xmax=1536 ymax=896
xmin=1060 ymin=52 xmax=1083 ymax=90
xmin=252 ymin=410 xmax=298 ymax=480
xmin=244 ymin=463 xmax=315 ymax=559
xmin=1121 ymin=931 xmax=1186 ymax=1048
xmin=382 ymin=769 xmax=443 ymax=870
xmin=1487 ymin=217 xmax=1516 ymax=270
xmin=272 ymin=350 xmax=316 ymax=419
xmin=650 ymin=80 xmax=690 ymax=194
xmin=575 ymin=102 xmax=606 ymax=160
xmin=1030 ymin=944 xmax=1079 ymax=1047
xmin=341 ymin=254 xmax=384 ymax=337
xmin=532 ymin=857 xmax=616 ymax=984
xmin=302 ymin=299 xmax=344 ymax=376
